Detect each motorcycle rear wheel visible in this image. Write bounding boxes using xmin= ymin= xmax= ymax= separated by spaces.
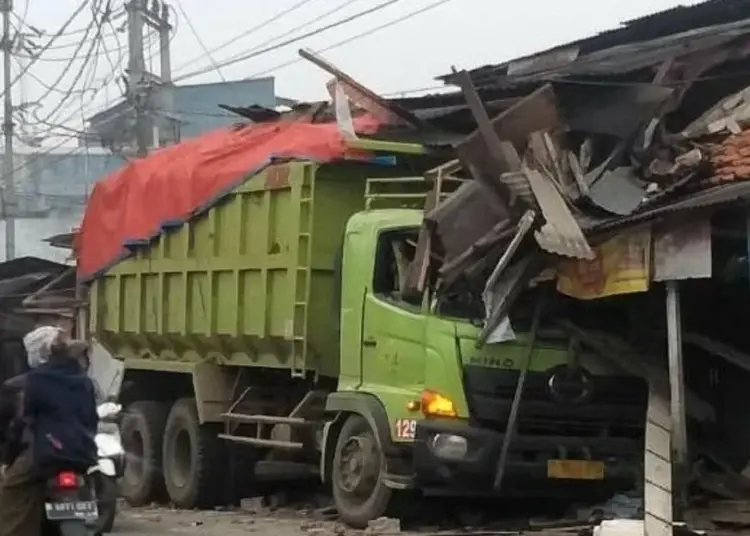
xmin=92 ymin=474 xmax=118 ymax=534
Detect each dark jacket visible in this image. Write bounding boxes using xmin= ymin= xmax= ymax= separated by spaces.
xmin=25 ymin=359 xmax=98 ymax=472
xmin=0 ymin=374 xmax=28 ymax=466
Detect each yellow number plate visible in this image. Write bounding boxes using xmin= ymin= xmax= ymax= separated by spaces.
xmin=547 ymin=460 xmax=604 ymax=480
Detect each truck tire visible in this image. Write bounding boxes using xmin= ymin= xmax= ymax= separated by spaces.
xmin=162 ymin=398 xmax=224 ymax=509
xmin=332 ymin=414 xmax=392 ymax=529
xmin=120 ymin=400 xmax=169 ymax=506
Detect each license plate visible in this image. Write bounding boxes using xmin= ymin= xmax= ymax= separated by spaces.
xmin=547 ymin=459 xmax=604 ymax=480
xmin=44 ymin=500 xmax=98 ymax=521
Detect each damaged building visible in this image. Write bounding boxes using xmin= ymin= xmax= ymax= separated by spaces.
xmin=259 ymin=0 xmax=750 ymax=530
xmin=61 ymin=0 xmax=750 ymax=530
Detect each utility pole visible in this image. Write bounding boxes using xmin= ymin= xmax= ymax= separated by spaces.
xmin=126 ymin=0 xmax=172 ymax=158
xmin=126 ymin=0 xmax=147 ymax=157
xmin=1 ymin=0 xmax=14 ymax=260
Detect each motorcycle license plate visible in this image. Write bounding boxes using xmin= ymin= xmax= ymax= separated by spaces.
xmin=44 ymin=500 xmax=98 ymax=521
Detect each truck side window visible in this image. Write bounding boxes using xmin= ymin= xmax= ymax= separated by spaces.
xmin=372 ymin=229 xmax=420 ymax=306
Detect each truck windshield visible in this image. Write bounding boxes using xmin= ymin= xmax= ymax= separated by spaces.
xmin=373 ymin=228 xmax=423 ymax=308
xmin=373 ymin=227 xmax=485 ymax=319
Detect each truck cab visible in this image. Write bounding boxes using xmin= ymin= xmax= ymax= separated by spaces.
xmin=326 ymin=207 xmax=647 ymax=526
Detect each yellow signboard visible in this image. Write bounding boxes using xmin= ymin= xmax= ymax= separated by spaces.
xmin=556 ymin=228 xmax=651 ymax=300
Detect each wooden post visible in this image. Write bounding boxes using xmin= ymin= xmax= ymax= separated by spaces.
xmin=666 ymin=280 xmax=688 ymax=512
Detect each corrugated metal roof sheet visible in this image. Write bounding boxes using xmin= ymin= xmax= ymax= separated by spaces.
xmin=584 ymin=180 xmax=750 ymax=233
xmin=440 ymin=0 xmax=750 ymax=86
xmin=468 ymin=18 xmax=750 ymax=88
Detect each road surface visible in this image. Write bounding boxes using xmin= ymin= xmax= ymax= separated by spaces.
xmin=114 ymin=504 xmax=352 ymax=536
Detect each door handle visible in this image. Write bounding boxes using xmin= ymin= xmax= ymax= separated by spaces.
xmin=363 ymin=338 xmax=377 ymax=348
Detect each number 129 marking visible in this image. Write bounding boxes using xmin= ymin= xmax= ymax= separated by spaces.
xmin=394 ymin=419 xmax=417 ymax=440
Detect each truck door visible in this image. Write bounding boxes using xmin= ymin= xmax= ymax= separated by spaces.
xmin=360 ymin=229 xmax=425 ymax=393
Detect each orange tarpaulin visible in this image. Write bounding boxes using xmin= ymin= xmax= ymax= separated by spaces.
xmin=76 ymin=115 xmax=380 ymax=280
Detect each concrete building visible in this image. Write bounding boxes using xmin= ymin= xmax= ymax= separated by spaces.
xmin=0 ymin=77 xmax=291 ymax=261
xmin=83 ymin=77 xmax=286 ymax=154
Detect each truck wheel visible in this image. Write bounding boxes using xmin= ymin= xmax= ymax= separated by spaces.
xmin=162 ymin=398 xmax=224 ymax=508
xmin=332 ymin=414 xmax=392 ymax=529
xmin=120 ymin=400 xmax=169 ymax=506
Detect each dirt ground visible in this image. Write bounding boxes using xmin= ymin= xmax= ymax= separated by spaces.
xmin=114 ymin=504 xmax=368 ymax=536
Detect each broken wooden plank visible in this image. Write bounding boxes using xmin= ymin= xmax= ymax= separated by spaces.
xmin=684 ymin=333 xmax=750 ymax=374
xmin=300 ymin=48 xmax=422 ymax=128
xmin=345 ymin=138 xmax=429 ymax=155
xmin=425 ymin=158 xmax=462 ymax=182
xmin=404 ymin=184 xmax=440 ymax=296
xmin=454 ymin=69 xmax=521 ymax=208
xmin=484 ymin=210 xmax=536 ymax=294
xmin=456 ymin=82 xmax=560 ymax=204
xmin=439 ymin=220 xmax=514 ymax=285
xmin=427 ymin=180 xmax=510 ymax=267
xmin=477 ymin=253 xmax=541 ymax=348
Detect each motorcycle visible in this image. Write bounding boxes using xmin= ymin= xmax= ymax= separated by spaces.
xmin=43 ymin=469 xmax=98 ymax=536
xmin=89 ymin=402 xmax=124 ymax=535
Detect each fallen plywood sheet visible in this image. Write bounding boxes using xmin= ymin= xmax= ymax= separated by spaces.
xmin=428 ymin=180 xmax=510 ymax=266
xmin=457 ymin=83 xmax=560 ymax=203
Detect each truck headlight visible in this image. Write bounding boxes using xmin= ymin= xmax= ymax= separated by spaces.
xmin=420 ymin=390 xmax=458 ymax=418
xmin=430 ymin=433 xmax=468 ymax=460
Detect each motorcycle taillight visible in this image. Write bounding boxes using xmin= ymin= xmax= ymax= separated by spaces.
xmin=56 ymin=471 xmax=79 ymax=489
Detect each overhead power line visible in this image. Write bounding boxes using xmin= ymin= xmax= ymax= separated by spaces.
xmin=173 ymin=0 xmax=406 ymax=83
xmin=205 ymin=0 xmax=366 ymax=78
xmin=0 ymin=0 xmax=90 ymax=101
xmin=28 ymin=0 xmax=107 ymax=129
xmin=172 ymin=0 xmax=319 ymax=75
xmin=245 ymin=0 xmax=458 ymax=81
xmin=174 ymin=3 xmax=226 ymax=82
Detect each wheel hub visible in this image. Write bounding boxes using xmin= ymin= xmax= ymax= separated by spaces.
xmin=337 ymin=435 xmax=378 ymax=495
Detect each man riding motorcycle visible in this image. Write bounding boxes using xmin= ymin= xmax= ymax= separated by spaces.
xmin=0 ymin=326 xmax=98 ymax=536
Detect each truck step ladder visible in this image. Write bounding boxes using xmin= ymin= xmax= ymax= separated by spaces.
xmin=221 ymin=413 xmax=312 ymax=425
xmin=289 ymin=167 xmax=315 ymax=378
xmin=219 ymin=390 xmax=326 ymax=450
xmin=217 ymin=434 xmax=303 ymax=450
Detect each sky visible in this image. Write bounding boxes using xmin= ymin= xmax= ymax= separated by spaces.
xmin=13 ymin=0 xmax=706 ymax=145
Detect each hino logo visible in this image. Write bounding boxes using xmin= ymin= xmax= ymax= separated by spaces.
xmin=547 ymin=365 xmax=593 ymax=404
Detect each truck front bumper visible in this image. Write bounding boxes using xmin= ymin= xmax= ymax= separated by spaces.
xmin=413 ymin=419 xmax=639 ymax=497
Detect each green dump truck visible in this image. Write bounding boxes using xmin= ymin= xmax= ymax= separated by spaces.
xmin=89 ymin=161 xmax=647 ymax=527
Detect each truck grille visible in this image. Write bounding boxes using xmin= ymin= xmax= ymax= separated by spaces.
xmin=463 ymin=366 xmax=647 ymax=442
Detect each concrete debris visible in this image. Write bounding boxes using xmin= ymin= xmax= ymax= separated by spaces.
xmin=365 ymin=516 xmax=401 ymax=534
xmin=580 ymin=493 xmax=644 ymax=522
xmin=240 ymin=496 xmax=267 ymax=515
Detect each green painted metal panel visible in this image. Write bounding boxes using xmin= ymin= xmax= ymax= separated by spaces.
xmin=89 ymin=162 xmax=385 ymax=379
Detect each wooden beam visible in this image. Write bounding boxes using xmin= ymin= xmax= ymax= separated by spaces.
xmin=345 ymin=138 xmax=428 ymax=155
xmin=299 ymin=48 xmax=422 ymax=128
xmin=666 ymin=280 xmax=689 ymax=514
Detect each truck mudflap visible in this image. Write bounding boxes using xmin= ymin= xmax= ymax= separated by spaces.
xmin=412 ymin=419 xmax=639 ymax=497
